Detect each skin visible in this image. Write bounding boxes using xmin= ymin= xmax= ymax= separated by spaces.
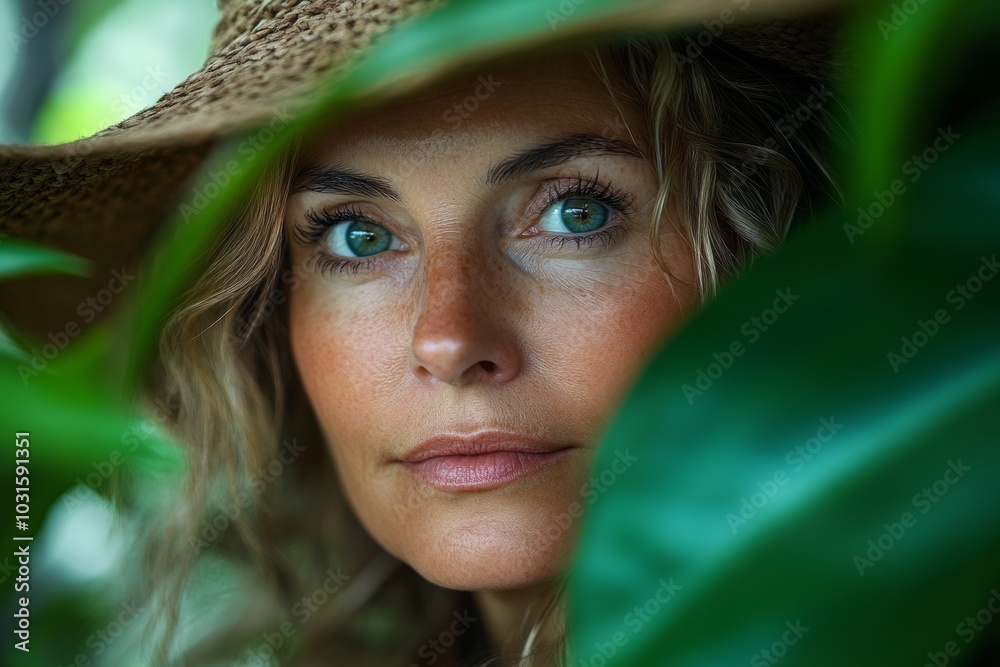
xmin=284 ymin=49 xmax=699 ymax=654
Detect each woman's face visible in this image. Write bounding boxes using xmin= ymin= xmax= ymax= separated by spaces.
xmin=285 ymin=49 xmax=698 ymax=591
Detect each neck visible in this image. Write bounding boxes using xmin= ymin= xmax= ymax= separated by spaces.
xmin=473 ymin=580 xmax=565 ymax=659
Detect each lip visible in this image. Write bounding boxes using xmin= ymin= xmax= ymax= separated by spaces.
xmin=398 ymin=432 xmax=577 ymax=491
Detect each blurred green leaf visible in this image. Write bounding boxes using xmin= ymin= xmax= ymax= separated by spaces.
xmin=1 ymin=321 xmax=180 ymax=536
xmin=2 ymin=0 xmax=997 ymax=665
xmin=0 ymin=237 xmax=88 ymax=280
xmin=568 ymin=127 xmax=1000 ymax=667
xmin=568 ymin=1 xmax=1000 ymax=665
xmin=120 ymin=0 xmax=810 ymax=382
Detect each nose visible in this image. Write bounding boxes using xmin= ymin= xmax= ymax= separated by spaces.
xmin=409 ymin=249 xmax=521 ymax=387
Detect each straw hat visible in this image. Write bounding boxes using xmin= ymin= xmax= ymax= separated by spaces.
xmin=0 ymin=0 xmax=846 ymax=339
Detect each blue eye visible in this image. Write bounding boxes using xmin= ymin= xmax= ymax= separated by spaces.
xmin=538 ymin=198 xmax=610 ymax=234
xmin=326 ymin=219 xmax=400 ymax=258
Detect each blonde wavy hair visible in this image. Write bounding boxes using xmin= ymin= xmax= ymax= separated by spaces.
xmin=132 ymin=32 xmax=842 ymax=667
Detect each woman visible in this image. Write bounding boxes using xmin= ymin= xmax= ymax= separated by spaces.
xmin=1 ymin=1 xmax=845 ymax=665
xmin=153 ymin=33 xmax=840 ymax=667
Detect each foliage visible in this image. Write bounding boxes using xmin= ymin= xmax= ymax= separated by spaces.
xmin=0 ymin=0 xmax=997 ymax=665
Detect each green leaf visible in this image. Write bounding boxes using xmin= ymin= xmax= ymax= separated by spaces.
xmin=567 ymin=2 xmax=1000 ymax=664
xmin=5 ymin=0 xmax=997 ymax=664
xmin=118 ymin=0 xmax=819 ymax=383
xmin=0 ymin=237 xmax=89 ymax=280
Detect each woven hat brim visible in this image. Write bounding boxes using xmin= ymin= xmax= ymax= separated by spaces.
xmin=1 ymin=0 xmax=844 ymax=160
xmin=0 ymin=0 xmax=846 ymax=338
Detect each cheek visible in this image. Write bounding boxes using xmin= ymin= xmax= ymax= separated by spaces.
xmin=528 ymin=251 xmax=695 ymax=419
xmin=285 ymin=235 xmax=697 ymax=587
xmin=287 ymin=278 xmax=421 ymax=555
xmin=287 ymin=279 xmax=404 ymax=474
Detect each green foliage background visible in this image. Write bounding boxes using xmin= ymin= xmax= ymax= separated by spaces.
xmin=1 ymin=0 xmax=997 ymax=665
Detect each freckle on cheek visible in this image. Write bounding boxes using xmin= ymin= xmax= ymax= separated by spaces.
xmin=271 ymin=47 xmax=705 ymax=593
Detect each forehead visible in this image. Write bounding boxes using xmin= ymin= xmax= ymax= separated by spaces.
xmin=300 ymin=47 xmax=637 ymax=168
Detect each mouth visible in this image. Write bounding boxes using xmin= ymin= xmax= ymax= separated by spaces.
xmin=397 ymin=431 xmax=578 ymax=492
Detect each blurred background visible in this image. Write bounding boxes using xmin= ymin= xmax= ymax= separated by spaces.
xmin=1 ymin=2 xmax=217 ymax=664
xmin=0 ymin=0 xmax=216 ymax=144
xmin=2 ymin=0 xmax=998 ymax=665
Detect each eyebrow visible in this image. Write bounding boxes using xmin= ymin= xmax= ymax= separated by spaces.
xmin=486 ymin=133 xmax=645 ymax=186
xmin=290 ymin=133 xmax=644 ymax=201
xmin=291 ymin=165 xmax=402 ymax=201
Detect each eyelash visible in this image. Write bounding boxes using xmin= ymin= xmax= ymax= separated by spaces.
xmin=533 ymin=174 xmax=633 ymax=251
xmin=546 ymin=174 xmax=635 ymax=217
xmin=299 ymin=176 xmax=635 ymax=275
xmin=295 ymin=205 xmax=370 ymax=246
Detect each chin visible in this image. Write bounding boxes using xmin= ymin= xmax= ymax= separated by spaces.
xmin=339 ymin=447 xmax=591 ymax=591
xmin=400 ymin=506 xmax=579 ymax=591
